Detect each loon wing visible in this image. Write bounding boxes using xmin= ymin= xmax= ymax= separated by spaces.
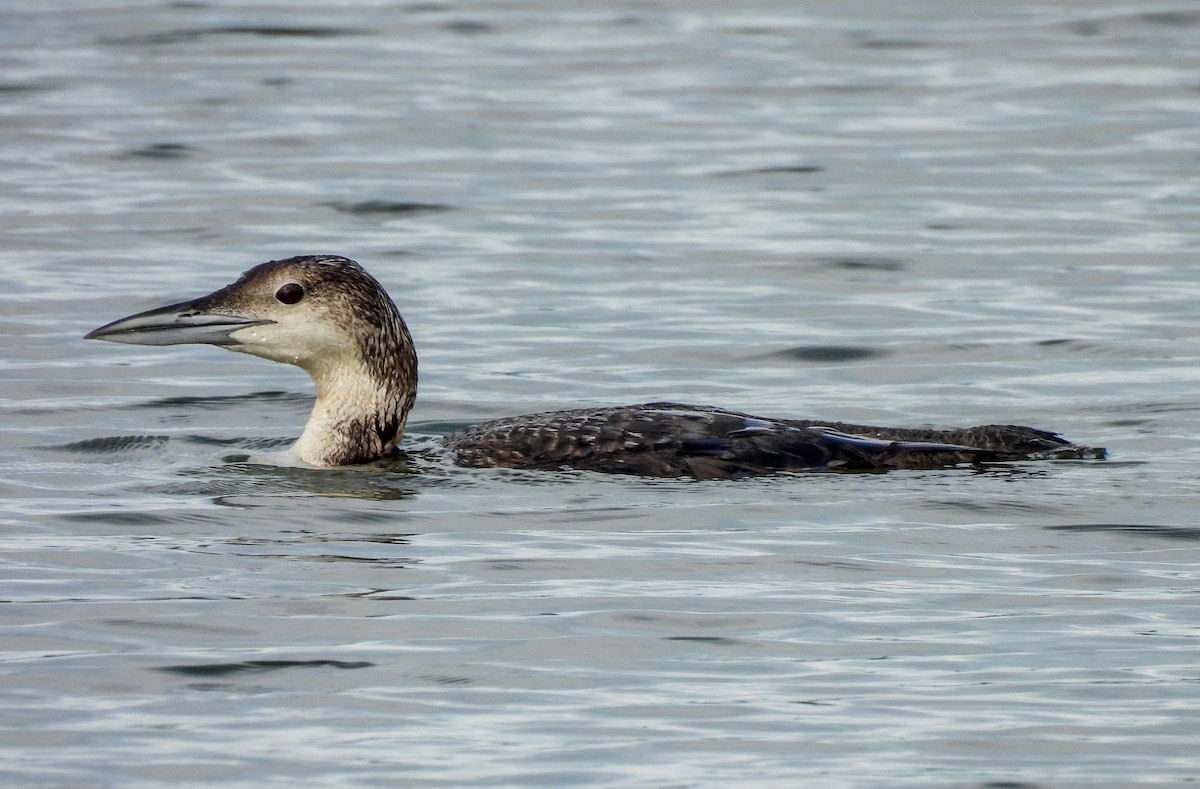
xmin=441 ymin=402 xmax=1011 ymax=479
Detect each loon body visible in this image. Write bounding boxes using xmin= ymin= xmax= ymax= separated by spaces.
xmin=86 ymin=255 xmax=1103 ymax=479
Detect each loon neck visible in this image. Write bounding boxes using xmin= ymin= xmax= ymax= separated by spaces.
xmin=291 ymin=352 xmax=417 ymax=467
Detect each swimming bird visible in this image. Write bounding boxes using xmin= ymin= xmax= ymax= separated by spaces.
xmin=85 ymin=255 xmax=1103 ymax=479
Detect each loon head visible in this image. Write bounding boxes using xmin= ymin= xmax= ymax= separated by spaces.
xmin=86 ymin=255 xmax=418 ymax=467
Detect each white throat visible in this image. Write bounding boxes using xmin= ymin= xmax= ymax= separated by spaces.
xmin=290 ymin=356 xmax=414 ymax=467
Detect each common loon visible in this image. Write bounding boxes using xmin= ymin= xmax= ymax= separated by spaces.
xmin=85 ymin=255 xmax=1103 ymax=479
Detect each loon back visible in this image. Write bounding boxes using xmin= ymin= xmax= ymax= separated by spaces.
xmin=444 ymin=402 xmax=1093 ymax=479
xmin=85 ymin=255 xmax=1105 ymax=477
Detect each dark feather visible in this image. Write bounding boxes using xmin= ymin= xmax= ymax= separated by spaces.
xmin=442 ymin=402 xmax=1103 ymax=479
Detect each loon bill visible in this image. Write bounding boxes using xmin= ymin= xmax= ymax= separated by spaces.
xmin=85 ymin=255 xmax=1105 ymax=479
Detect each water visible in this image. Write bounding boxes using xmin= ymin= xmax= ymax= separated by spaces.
xmin=3 ymin=1 xmax=1200 ymax=786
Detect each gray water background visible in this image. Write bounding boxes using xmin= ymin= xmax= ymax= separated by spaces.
xmin=3 ymin=1 xmax=1200 ymax=786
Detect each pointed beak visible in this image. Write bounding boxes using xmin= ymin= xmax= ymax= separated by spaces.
xmin=85 ymin=296 xmax=275 ymax=347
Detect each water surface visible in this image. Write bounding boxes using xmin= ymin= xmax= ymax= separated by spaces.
xmin=3 ymin=2 xmax=1200 ymax=786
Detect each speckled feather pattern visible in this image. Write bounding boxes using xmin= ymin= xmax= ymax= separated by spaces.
xmin=442 ymin=402 xmax=1094 ymax=480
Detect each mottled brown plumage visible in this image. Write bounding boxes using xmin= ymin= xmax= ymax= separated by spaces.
xmin=86 ymin=255 xmax=1105 ymax=478
xmin=445 ymin=402 xmax=1096 ymax=479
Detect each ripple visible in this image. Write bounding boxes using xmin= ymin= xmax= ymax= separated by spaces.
xmin=817 ymin=256 xmax=908 ymax=272
xmin=111 ymin=391 xmax=307 ymax=412
xmin=762 ymin=345 xmax=891 ymax=363
xmin=157 ymin=659 xmax=374 ymax=677
xmin=854 ymin=38 xmax=934 ymax=50
xmin=1047 ymin=523 xmax=1200 ymax=542
xmin=106 ymin=26 xmax=366 ymax=45
xmin=664 ymin=636 xmax=744 ymax=646
xmin=118 ymin=143 xmax=195 ymax=160
xmin=0 ymin=82 xmax=55 ymax=94
xmin=445 ymin=20 xmax=493 ymax=34
xmin=325 ymin=200 xmax=455 ymax=217
xmin=1139 ymin=11 xmax=1200 ymax=26
xmin=711 ymin=165 xmax=825 ymax=177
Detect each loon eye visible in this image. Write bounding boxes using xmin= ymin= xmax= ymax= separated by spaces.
xmin=275 ymin=283 xmax=305 ymax=305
